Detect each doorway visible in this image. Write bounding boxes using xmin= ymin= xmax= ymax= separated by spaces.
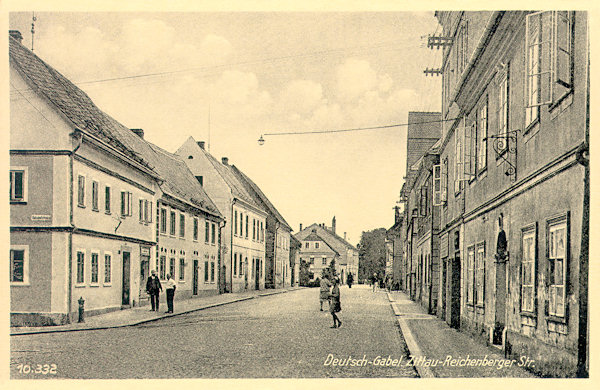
xmin=449 ymin=252 xmax=461 ymax=329
xmin=122 ymin=251 xmax=131 ymax=306
xmin=193 ymin=259 xmax=199 ymax=295
xmin=139 ymin=252 xmax=149 ymax=302
xmin=255 ymin=259 xmax=260 ymax=290
xmin=494 ymin=260 xmax=507 ymax=345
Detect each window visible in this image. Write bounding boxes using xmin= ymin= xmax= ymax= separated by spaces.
xmin=253 ymin=219 xmax=256 ymax=240
xmin=160 ymin=208 xmax=167 ymax=234
xmin=10 ymin=246 xmax=28 ymax=284
xmin=245 ymin=215 xmax=249 ymax=238
xmin=193 ymin=218 xmax=199 ymax=241
xmin=521 ymin=225 xmax=537 ymax=313
xmin=91 ymin=253 xmax=99 ymax=284
xmin=10 ymin=169 xmax=27 ymax=202
xmin=310 ymin=256 xmax=315 ymax=265
xmin=104 ymin=254 xmax=112 ymax=284
xmin=419 ymin=187 xmax=428 ymax=216
xmin=477 ymin=100 xmax=488 ymax=172
xmin=204 ymin=259 xmax=209 ymax=282
xmin=211 ymin=223 xmax=216 ymax=244
xmin=475 ymin=243 xmax=486 ymax=306
xmin=234 ymin=210 xmax=238 ymax=236
xmin=179 ymin=258 xmax=185 ymax=281
xmin=442 ymin=158 xmax=448 ymax=204
xmin=205 ymin=221 xmax=210 ymax=243
xmin=260 ymin=222 xmax=264 ymax=242
xmin=464 ymin=121 xmax=476 ymax=179
xmin=145 ymin=200 xmax=152 ymax=223
xmin=179 ymin=214 xmax=185 ymax=237
xmin=170 ymin=211 xmax=176 ymax=236
xmin=92 ymin=181 xmax=99 ymax=211
xmin=525 ymin=12 xmax=574 ymax=115
xmin=139 ymin=199 xmax=144 ymax=222
xmin=76 ymin=251 xmax=85 ymax=284
xmin=105 ymin=186 xmax=111 ymax=213
xmin=466 ymin=246 xmax=475 ymax=305
xmin=241 ymin=257 xmax=245 ymax=276
xmin=120 ymin=191 xmax=132 ymax=216
xmin=496 ymin=65 xmax=511 ymax=152
xmin=211 ymin=259 xmax=215 ymax=282
xmin=322 ymin=257 xmax=327 ymax=265
xmin=315 ymin=242 xmax=320 ymax=249
xmin=547 ymin=214 xmax=568 ymax=318
xmin=169 ymin=258 xmax=176 ymax=279
xmin=78 ymin=175 xmax=85 ymax=207
xmin=159 ymin=256 xmax=166 ymax=280
xmin=239 ymin=212 xmax=243 ymax=237
xmin=433 ymin=164 xmax=442 ymax=206
xmin=305 ymin=242 xmax=309 ymax=249
xmin=454 ymin=126 xmax=463 ymax=195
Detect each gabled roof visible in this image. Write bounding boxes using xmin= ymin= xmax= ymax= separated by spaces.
xmin=295 ymin=223 xmax=357 ymax=251
xmin=144 ymin=143 xmax=221 ymax=217
xmin=9 ymin=36 xmax=154 ymax=172
xmin=185 ymin=139 xmax=263 ymax=211
xmin=230 ymin=165 xmax=292 ymax=231
xmin=302 ymin=230 xmax=340 ymax=256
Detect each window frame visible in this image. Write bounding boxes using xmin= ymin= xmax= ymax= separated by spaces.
xmin=90 ymin=251 xmax=99 ymax=285
xmin=169 ymin=210 xmax=176 ymax=236
xmin=179 ymin=213 xmax=186 ymax=238
xmin=10 ymin=167 xmax=28 ymax=203
xmin=10 ymin=245 xmax=29 ymax=285
xmin=475 ymin=242 xmax=486 ymax=308
xmin=104 ymin=185 xmax=111 ymax=214
xmin=120 ymin=191 xmax=132 ymax=216
xmin=159 ymin=255 xmax=167 ymax=280
xmin=546 ymin=212 xmax=569 ymax=321
xmin=77 ymin=174 xmax=86 ymax=207
xmin=477 ymin=97 xmax=488 ymax=175
xmin=160 ymin=207 xmax=168 ymax=234
xmin=211 ymin=223 xmax=216 ymax=245
xmin=91 ymin=181 xmax=99 ymax=211
xmin=520 ymin=223 xmax=538 ymax=315
xmin=104 ymin=252 xmax=112 ymax=285
xmin=179 ymin=257 xmax=185 ymax=281
xmin=205 ymin=221 xmax=210 ymax=243
xmin=466 ymin=245 xmax=475 ymax=306
xmin=76 ymin=250 xmax=85 ymax=286
xmin=193 ymin=217 xmax=199 ymax=241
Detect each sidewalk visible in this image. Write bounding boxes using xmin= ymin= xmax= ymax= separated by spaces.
xmin=11 ymin=287 xmax=303 ymax=336
xmin=387 ymin=290 xmax=536 ymax=378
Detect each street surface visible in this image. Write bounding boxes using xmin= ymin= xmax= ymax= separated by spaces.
xmin=11 ymin=285 xmax=417 ymax=378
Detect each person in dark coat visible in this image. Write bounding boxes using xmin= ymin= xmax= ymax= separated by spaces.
xmin=346 ymin=272 xmax=353 ymax=288
xmin=329 ymin=278 xmax=342 ymax=328
xmin=146 ymin=270 xmax=162 ymax=311
xmin=319 ymin=277 xmax=332 ymax=311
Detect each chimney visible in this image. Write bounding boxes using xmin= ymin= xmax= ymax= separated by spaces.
xmin=344 ymin=232 xmax=347 ymax=240
xmin=9 ymin=30 xmax=23 ymax=44
xmin=332 ymin=216 xmax=336 ymax=234
xmin=131 ymin=128 xmax=144 ymax=138
xmin=221 ymin=157 xmax=229 ymax=165
xmin=299 ymin=223 xmax=303 ymax=231
xmin=197 ymin=141 xmax=205 ymax=150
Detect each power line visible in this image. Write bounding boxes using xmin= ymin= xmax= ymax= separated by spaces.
xmin=262 ymin=117 xmax=457 ymax=137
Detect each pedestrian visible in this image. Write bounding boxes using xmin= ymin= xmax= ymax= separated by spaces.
xmin=319 ymin=276 xmax=332 ymax=311
xmin=146 ymin=270 xmax=162 ymax=312
xmin=346 ymin=272 xmax=353 ymax=288
xmin=371 ymin=273 xmax=378 ymax=292
xmin=329 ymin=278 xmax=342 ymax=328
xmin=165 ymin=274 xmax=176 ymax=313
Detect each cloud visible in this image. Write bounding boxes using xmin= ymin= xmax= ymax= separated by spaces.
xmin=335 ymin=58 xmax=378 ymax=102
xmin=280 ymin=79 xmax=324 ymax=115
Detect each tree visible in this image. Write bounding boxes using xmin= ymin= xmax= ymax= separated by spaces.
xmin=322 ymin=258 xmax=337 ymax=280
xmin=358 ymin=228 xmax=387 ymax=282
xmin=299 ymin=259 xmax=312 ymax=287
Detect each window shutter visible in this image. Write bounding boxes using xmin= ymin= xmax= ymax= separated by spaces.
xmin=433 ymin=164 xmax=442 ymax=206
xmin=464 ymin=122 xmax=476 ymax=178
xmin=441 ymin=160 xmax=448 ymax=203
xmin=121 ymin=191 xmax=126 ymax=216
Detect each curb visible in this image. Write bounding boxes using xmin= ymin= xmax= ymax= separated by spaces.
xmin=11 ymin=288 xmax=302 ymax=336
xmin=387 ymin=292 xmax=435 ymax=378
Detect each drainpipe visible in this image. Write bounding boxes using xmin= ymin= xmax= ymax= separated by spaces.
xmin=230 ymin=199 xmax=236 ymax=293
xmin=68 ymin=130 xmax=83 ymax=323
xmin=577 ymin=22 xmax=590 ymax=377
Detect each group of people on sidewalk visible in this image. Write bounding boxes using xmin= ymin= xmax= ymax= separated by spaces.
xmin=319 ymin=276 xmax=342 ymax=328
xmin=146 ymin=270 xmax=177 ymax=313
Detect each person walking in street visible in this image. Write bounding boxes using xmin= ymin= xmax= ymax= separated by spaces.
xmin=146 ymin=270 xmax=162 ymax=312
xmin=165 ymin=274 xmax=176 ymax=313
xmin=371 ymin=273 xmax=378 ymax=292
xmin=329 ymin=278 xmax=342 ymax=328
xmin=319 ymin=276 xmax=332 ymax=311
xmin=346 ymin=272 xmax=353 ymax=288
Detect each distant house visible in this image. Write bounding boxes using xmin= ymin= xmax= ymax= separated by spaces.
xmin=298 ymin=229 xmax=340 ymax=281
xmin=9 ymin=32 xmax=161 ymax=325
xmin=176 ymin=138 xmax=268 ymax=292
xmin=294 ymin=218 xmax=358 ymax=284
xmin=230 ymin=165 xmax=293 ymax=288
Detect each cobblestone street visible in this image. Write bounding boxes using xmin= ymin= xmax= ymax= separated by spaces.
xmin=10 ymin=286 xmax=417 ymax=379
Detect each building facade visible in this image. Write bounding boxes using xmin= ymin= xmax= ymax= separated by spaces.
xmin=176 ymin=138 xmax=268 ymax=292
xmin=230 ymin=165 xmax=293 ymax=289
xmin=10 ymin=32 xmax=161 ymax=325
xmin=405 ymin=11 xmax=589 ymax=376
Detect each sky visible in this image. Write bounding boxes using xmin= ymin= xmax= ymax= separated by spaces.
xmin=8 ymin=10 xmax=442 ymax=244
